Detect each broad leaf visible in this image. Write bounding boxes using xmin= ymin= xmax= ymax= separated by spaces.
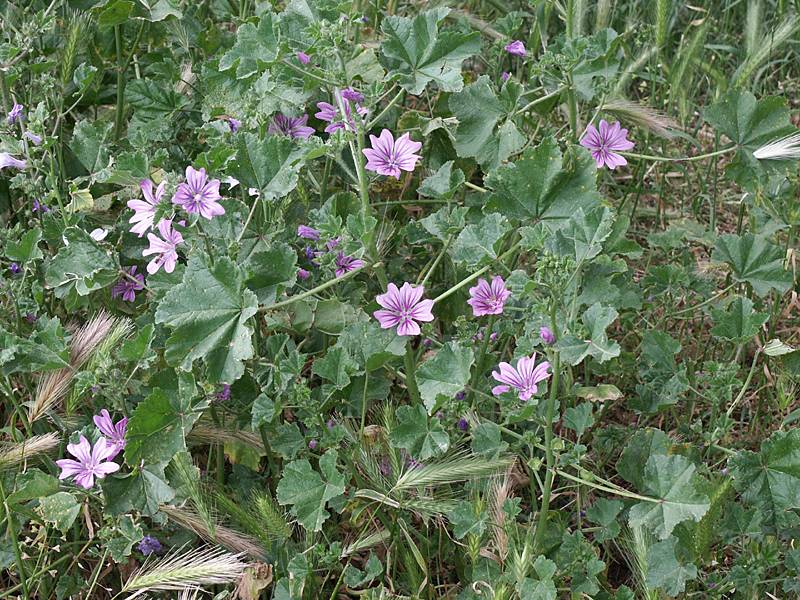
xmin=557 ymin=303 xmax=620 ymax=366
xmin=229 ymin=133 xmax=306 ymax=200
xmin=704 ymin=90 xmax=797 ymax=187
xmin=312 ymin=346 xmax=358 ymax=389
xmin=645 ymin=537 xmax=698 ymax=596
xmin=124 ymin=388 xmax=201 ymax=467
xmin=102 ymin=465 xmax=176 ymax=516
xmin=155 ymin=255 xmax=258 ymax=383
xmin=5 ymin=227 xmax=43 ymax=262
xmin=628 ymin=454 xmax=710 ymax=539
xmin=448 ymin=76 xmax=525 ymax=170
xmin=712 ymin=233 xmax=791 ymax=297
xmin=276 ymin=449 xmax=346 ymax=532
xmin=0 ymin=317 xmax=69 ymax=375
xmin=219 ymin=13 xmax=280 ymax=79
xmin=729 ymin=429 xmax=800 ymax=531
xmin=242 ymin=242 xmax=297 ymax=305
xmin=380 ymin=8 xmax=480 ymax=94
xmin=37 ymin=492 xmax=81 ymax=533
xmin=390 ymin=404 xmax=450 ymax=460
xmin=547 ymin=206 xmax=615 ymax=263
xmin=416 ymin=342 xmax=474 ymax=414
xmin=449 ymin=213 xmax=509 ymax=266
xmin=44 ymin=227 xmax=117 ymax=297
xmin=711 ymin=296 xmax=769 ymax=341
xmin=71 ymin=120 xmax=112 ymax=174
xmin=485 ymin=138 xmax=602 ymax=224
xmin=417 ymin=161 xmax=465 ymax=199
xmin=126 ymin=79 xmax=190 ymax=120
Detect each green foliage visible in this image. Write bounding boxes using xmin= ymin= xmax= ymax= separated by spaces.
xmin=276 ymin=449 xmax=346 ymax=532
xmin=380 ymin=8 xmax=480 ymax=94
xmin=155 ymin=255 xmax=258 ymax=383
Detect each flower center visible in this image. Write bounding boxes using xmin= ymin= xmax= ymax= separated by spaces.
xmin=193 ymin=192 xmax=202 ymax=203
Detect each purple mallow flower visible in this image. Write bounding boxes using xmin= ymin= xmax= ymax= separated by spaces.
xmin=0 ymin=153 xmax=26 ymax=170
xmin=56 ymin=435 xmax=120 ymax=489
xmin=226 ymin=117 xmax=241 ymax=133
xmin=128 ymin=179 xmax=165 ymax=237
xmin=215 ymin=384 xmax=231 ymax=402
xmin=341 ymin=87 xmax=364 ymax=103
xmin=362 ymin=129 xmax=422 ymax=179
xmin=315 ymin=89 xmax=366 ymax=133
xmin=25 ymin=313 xmax=37 ymax=324
xmin=540 ymin=326 xmax=556 ymax=345
xmin=455 ymin=391 xmax=466 ymax=401
xmin=467 ymin=276 xmax=511 ymax=317
xmin=172 ymin=166 xmax=225 ymax=219
xmin=457 ymin=418 xmax=469 ymax=431
xmin=6 ymin=103 xmax=23 ymax=125
xmin=268 ymin=113 xmax=315 ymax=139
xmin=579 ymin=119 xmax=635 ymax=170
xmin=93 ymin=409 xmax=127 ymax=458
xmin=138 ymin=535 xmax=162 ymax=556
xmin=505 ymin=40 xmax=526 ymax=57
xmin=112 ymin=266 xmax=145 ymax=302
xmin=142 ymin=219 xmax=183 ymax=274
xmin=501 ymin=72 xmax=511 ymax=82
xmin=298 ymin=268 xmax=310 ymax=280
xmin=9 ymin=262 xmax=20 ymax=274
xmin=297 ymin=51 xmax=311 ymax=65
xmin=491 ymin=354 xmax=551 ymax=401
xmin=297 ymin=225 xmax=321 ymax=240
xmin=308 ymin=439 xmax=318 ymax=450
xmin=32 ymin=199 xmax=49 ymax=213
xmin=23 ymin=131 xmax=42 ymax=145
xmin=334 ymin=253 xmax=364 ymax=277
xmin=373 ymin=282 xmax=434 ymax=337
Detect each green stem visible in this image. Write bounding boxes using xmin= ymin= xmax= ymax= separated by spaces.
xmin=419 ymin=236 xmax=453 ymax=286
xmin=367 ymin=87 xmax=405 ymax=129
xmin=533 ymin=305 xmax=561 ymax=552
xmin=622 ymin=147 xmax=735 ymax=163
xmin=114 ymin=25 xmax=126 ymax=140
xmin=468 ymin=315 xmax=496 ymax=406
xmin=403 ymin=341 xmax=421 ymax=405
xmin=433 ymin=242 xmax=521 ymax=304
xmin=515 ymin=86 xmax=567 ymax=116
xmin=259 ymin=262 xmax=380 ymax=312
xmin=0 ymin=479 xmax=29 ymax=599
xmin=282 ymin=59 xmax=340 ymax=86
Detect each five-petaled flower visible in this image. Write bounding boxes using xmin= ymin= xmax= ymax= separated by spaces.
xmin=142 ymin=219 xmax=183 ymax=274
xmin=56 ymin=435 xmax=120 ymax=489
xmin=579 ymin=120 xmax=635 ymax=170
xmin=334 ymin=253 xmax=365 ymax=277
xmin=362 ymin=129 xmax=422 ymax=179
xmin=112 ymin=266 xmax=145 ymax=302
xmin=268 ymin=114 xmax=315 ymax=139
xmin=297 ymin=51 xmax=311 ymax=65
xmin=172 ymin=166 xmax=225 ymax=219
xmin=491 ymin=354 xmax=551 ymax=401
xmin=93 ymin=409 xmax=128 ymax=458
xmin=373 ymin=282 xmax=434 ymax=336
xmin=505 ymin=40 xmax=526 ymax=56
xmin=467 ymin=276 xmax=511 ymax=316
xmin=128 ymin=179 xmax=166 ymax=237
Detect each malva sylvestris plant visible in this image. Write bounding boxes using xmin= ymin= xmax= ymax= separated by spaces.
xmin=2 ymin=3 xmax=800 ymax=599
